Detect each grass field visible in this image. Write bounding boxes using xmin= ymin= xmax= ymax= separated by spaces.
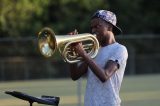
xmin=0 ymin=74 xmax=160 ymax=106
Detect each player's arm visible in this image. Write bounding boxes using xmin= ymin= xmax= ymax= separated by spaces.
xmin=69 ymin=62 xmax=88 ymax=80
xmin=68 ymin=30 xmax=88 ymax=80
xmin=73 ymin=43 xmax=119 ymax=82
xmin=82 ymin=54 xmax=119 ymax=82
xmin=104 ymin=60 xmax=119 ymax=79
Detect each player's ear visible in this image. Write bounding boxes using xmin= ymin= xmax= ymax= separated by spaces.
xmin=108 ymin=24 xmax=113 ymax=32
xmin=105 ymin=22 xmax=113 ymax=31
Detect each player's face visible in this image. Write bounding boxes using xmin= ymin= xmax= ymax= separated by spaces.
xmin=90 ymin=18 xmax=111 ymax=46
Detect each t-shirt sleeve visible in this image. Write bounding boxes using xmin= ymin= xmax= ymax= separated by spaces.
xmin=109 ymin=45 xmax=128 ymax=68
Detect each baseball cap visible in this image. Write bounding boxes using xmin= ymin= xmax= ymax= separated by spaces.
xmin=91 ymin=10 xmax=122 ymax=35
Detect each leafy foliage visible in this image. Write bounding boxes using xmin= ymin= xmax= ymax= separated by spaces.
xmin=0 ymin=0 xmax=160 ymax=37
xmin=0 ymin=0 xmax=49 ymax=37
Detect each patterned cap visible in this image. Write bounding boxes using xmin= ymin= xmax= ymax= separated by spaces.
xmin=91 ymin=10 xmax=122 ymax=35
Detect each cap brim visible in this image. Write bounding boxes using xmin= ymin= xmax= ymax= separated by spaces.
xmin=103 ymin=20 xmax=122 ymax=35
xmin=113 ymin=25 xmax=122 ymax=35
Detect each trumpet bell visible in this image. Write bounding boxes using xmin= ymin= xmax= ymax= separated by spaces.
xmin=38 ymin=28 xmax=56 ymax=57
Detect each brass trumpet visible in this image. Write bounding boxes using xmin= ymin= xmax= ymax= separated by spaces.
xmin=38 ymin=27 xmax=99 ymax=63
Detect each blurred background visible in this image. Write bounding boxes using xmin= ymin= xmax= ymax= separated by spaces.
xmin=0 ymin=0 xmax=160 ymax=106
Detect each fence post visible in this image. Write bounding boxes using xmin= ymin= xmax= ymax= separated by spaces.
xmin=77 ymin=78 xmax=82 ymax=106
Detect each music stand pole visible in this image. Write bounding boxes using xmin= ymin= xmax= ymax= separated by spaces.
xmin=29 ymin=101 xmax=33 ymax=106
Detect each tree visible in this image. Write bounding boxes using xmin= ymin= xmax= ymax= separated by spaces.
xmin=0 ymin=0 xmax=160 ymax=37
xmin=0 ymin=0 xmax=50 ymax=37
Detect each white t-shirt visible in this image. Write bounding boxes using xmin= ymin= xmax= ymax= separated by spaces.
xmin=84 ymin=42 xmax=128 ymax=106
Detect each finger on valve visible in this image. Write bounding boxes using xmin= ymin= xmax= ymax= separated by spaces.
xmin=68 ymin=29 xmax=78 ymax=35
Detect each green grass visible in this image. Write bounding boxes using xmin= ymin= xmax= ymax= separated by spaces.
xmin=0 ymin=74 xmax=160 ymax=106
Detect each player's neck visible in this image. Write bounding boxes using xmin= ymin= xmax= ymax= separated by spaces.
xmin=101 ymin=37 xmax=116 ymax=47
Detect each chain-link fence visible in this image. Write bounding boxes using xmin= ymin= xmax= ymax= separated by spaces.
xmin=0 ymin=35 xmax=160 ymax=81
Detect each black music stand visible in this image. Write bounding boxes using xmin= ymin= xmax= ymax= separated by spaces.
xmin=5 ymin=91 xmax=60 ymax=106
